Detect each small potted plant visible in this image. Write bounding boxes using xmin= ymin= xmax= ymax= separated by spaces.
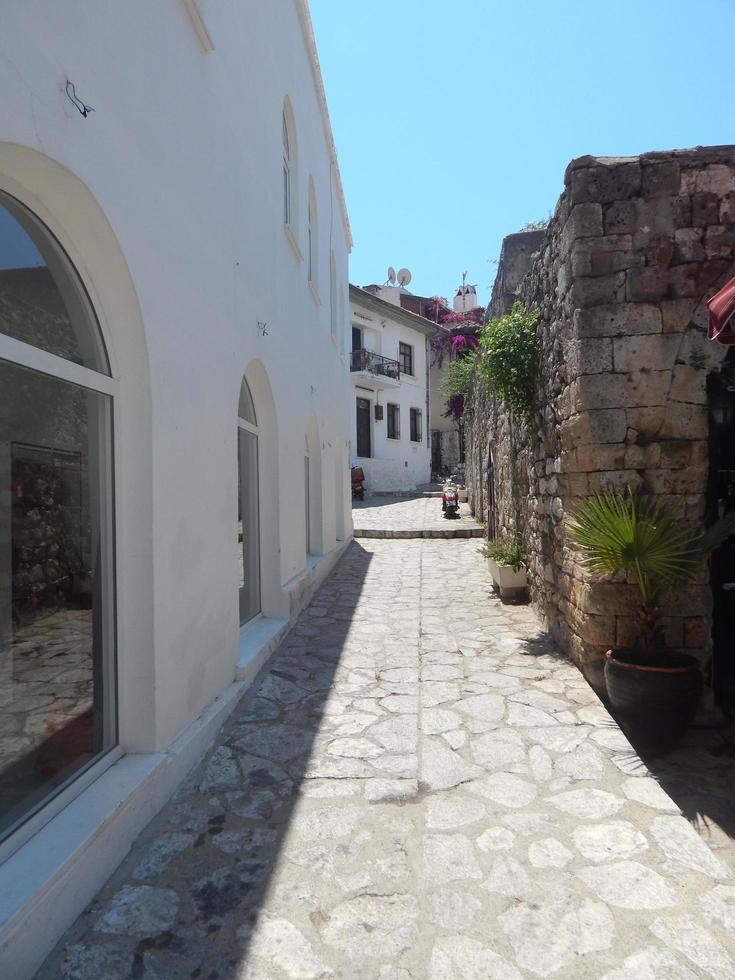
xmin=481 ymin=534 xmax=528 ymax=600
xmin=568 ymin=488 xmax=735 ymax=752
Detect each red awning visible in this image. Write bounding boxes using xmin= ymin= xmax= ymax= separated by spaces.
xmin=708 ymin=275 xmax=735 ymax=344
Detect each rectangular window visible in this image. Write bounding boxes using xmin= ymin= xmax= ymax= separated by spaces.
xmin=352 ymin=326 xmax=362 ymax=352
xmin=387 ymin=403 xmax=400 ymax=439
xmin=399 ymin=342 xmax=414 ymax=376
xmin=410 ymin=407 xmax=422 ymax=442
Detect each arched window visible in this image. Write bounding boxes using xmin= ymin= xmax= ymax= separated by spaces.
xmin=307 ymin=179 xmax=318 ymax=287
xmin=0 ymin=190 xmax=116 ymax=841
xmin=282 ymin=112 xmax=291 ymax=228
xmin=237 ymin=378 xmax=260 ymax=624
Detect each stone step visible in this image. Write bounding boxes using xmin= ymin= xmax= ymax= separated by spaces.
xmin=353 ymin=526 xmax=484 ymax=539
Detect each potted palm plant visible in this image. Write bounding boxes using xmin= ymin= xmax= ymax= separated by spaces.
xmin=568 ymin=489 xmax=735 ymax=751
xmin=481 ymin=534 xmax=528 ymax=600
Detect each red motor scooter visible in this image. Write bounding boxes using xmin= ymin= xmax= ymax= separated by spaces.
xmin=351 ymin=466 xmax=366 ymax=500
xmin=442 ymin=483 xmax=460 ymax=519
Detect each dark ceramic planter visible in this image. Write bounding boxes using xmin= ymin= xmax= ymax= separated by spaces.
xmin=604 ymin=648 xmax=703 ymax=754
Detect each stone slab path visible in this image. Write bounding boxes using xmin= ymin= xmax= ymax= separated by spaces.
xmin=38 ymin=539 xmax=735 ymax=979
xmin=353 ymin=497 xmax=483 ymax=538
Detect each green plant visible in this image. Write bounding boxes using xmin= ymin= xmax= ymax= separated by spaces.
xmin=441 ymin=354 xmax=476 ymax=400
xmin=477 ymin=302 xmax=539 ymax=421
xmin=480 ymin=534 xmax=526 ymax=571
xmin=568 ymin=488 xmax=735 ymax=655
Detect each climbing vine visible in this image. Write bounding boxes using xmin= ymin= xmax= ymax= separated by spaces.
xmin=478 ymin=302 xmax=540 ymax=421
xmin=440 ymin=354 xmax=477 ymax=421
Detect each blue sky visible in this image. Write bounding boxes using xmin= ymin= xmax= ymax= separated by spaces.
xmin=310 ymin=0 xmax=735 ymax=307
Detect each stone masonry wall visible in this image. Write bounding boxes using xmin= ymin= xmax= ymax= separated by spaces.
xmin=467 ymin=146 xmax=735 ymax=691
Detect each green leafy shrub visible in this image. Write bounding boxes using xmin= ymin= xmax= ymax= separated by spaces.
xmin=480 ymin=534 xmax=525 ymax=571
xmin=478 ymin=302 xmax=539 ymax=420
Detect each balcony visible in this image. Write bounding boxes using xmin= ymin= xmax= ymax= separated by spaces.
xmin=349 ymin=348 xmax=400 ymax=381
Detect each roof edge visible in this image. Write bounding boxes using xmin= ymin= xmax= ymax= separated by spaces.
xmin=294 ymin=0 xmax=353 ymax=250
xmin=349 ymin=284 xmax=440 ymax=338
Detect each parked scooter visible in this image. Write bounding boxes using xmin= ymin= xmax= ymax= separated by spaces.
xmin=441 ymin=482 xmax=460 ymax=519
xmin=351 ymin=466 xmax=366 ymax=500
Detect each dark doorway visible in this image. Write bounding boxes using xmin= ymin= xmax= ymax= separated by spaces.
xmin=707 ymin=348 xmax=735 ymax=711
xmin=352 ymin=326 xmax=362 ymax=353
xmin=356 ymin=397 xmax=371 ymax=458
xmin=431 ymin=431 xmax=441 ymax=478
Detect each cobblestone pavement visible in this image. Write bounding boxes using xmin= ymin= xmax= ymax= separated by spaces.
xmin=353 ymin=496 xmax=483 ymax=537
xmin=39 ymin=539 xmax=735 ymax=979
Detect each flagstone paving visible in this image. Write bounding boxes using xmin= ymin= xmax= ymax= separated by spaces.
xmin=352 ymin=496 xmax=483 ymax=537
xmin=38 ymin=539 xmax=735 ymax=979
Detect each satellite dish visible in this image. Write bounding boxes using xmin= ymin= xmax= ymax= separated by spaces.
xmin=397 ymin=268 xmax=412 ymax=287
xmin=387 ymin=266 xmax=396 ymax=284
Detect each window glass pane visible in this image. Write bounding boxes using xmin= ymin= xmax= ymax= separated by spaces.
xmin=0 ymin=192 xmax=109 ymax=374
xmin=0 ymin=358 xmax=115 ymax=840
xmin=238 ymin=378 xmax=257 ymax=425
xmin=238 ymin=427 xmax=260 ymax=624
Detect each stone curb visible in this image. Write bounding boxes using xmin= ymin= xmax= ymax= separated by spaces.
xmin=353 ymin=527 xmax=484 ymax=539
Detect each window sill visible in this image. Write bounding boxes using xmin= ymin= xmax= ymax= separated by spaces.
xmin=284 ymin=224 xmax=303 ymax=262
xmin=308 ymin=280 xmax=321 ymax=307
xmin=387 ymin=436 xmax=401 ymax=441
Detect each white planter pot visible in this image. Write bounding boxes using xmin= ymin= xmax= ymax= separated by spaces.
xmin=487 ymin=557 xmax=528 ymax=599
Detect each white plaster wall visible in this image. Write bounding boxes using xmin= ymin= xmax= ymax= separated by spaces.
xmin=0 ymin=0 xmax=352 ymax=756
xmin=350 ymin=298 xmax=431 ymax=490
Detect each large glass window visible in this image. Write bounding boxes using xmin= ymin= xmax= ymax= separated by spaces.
xmin=0 ymin=191 xmax=115 ymax=842
xmin=237 ymin=379 xmax=260 ymax=624
xmin=399 ymin=342 xmax=414 ymax=376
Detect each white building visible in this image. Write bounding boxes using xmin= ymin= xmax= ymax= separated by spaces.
xmin=0 ymin=3 xmax=352 ymax=975
xmin=349 ymin=284 xmax=437 ymax=491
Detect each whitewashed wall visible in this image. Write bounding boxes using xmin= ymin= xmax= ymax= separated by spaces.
xmin=0 ymin=0 xmax=352 ymax=758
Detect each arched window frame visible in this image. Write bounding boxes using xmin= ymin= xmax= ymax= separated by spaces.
xmin=0 ymin=188 xmax=118 ymax=849
xmin=282 ymin=98 xmax=302 ymax=262
xmin=237 ymin=377 xmax=260 ymax=625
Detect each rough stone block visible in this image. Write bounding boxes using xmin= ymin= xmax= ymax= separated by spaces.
xmin=562 ymin=409 xmax=628 ymax=446
xmin=692 ymin=191 xmax=720 ymax=226
xmin=626 ymin=406 xmax=665 ymax=442
xmin=572 ymin=272 xmax=626 ymax=307
xmin=705 ymin=224 xmax=735 ymax=260
xmin=658 ymin=441 xmax=695 ymax=468
xmin=661 ymin=298 xmax=696 ymax=333
xmin=574 ymin=303 xmax=662 ymax=338
xmin=573 ymin=444 xmax=626 ymax=473
xmin=685 ymin=494 xmax=707 ymax=519
xmin=720 ymin=192 xmax=735 ymax=224
xmin=669 ymin=364 xmax=707 ymax=404
xmin=673 ymin=228 xmax=705 ymax=263
xmin=625 ymin=268 xmax=670 ymax=303
xmin=587 ymin=469 xmax=642 ymax=493
xmin=567 ymin=202 xmax=604 ymax=239
xmin=672 ymin=194 xmax=693 ymax=228
xmin=575 ymin=371 xmax=671 ymax=410
xmin=694 ymin=164 xmax=735 ymax=195
xmin=623 ymin=443 xmax=660 ymax=469
xmin=642 ymin=467 xmax=707 ymax=495
xmin=579 ymin=581 xmax=641 ymax=616
xmin=641 ymin=161 xmax=681 ymax=197
xmin=567 ymin=338 xmax=613 ymax=375
xmin=604 ymin=199 xmax=639 ymax=235
xmin=612 ymin=334 xmax=680 ymax=373
xmin=659 ymin=401 xmax=708 ymax=440
xmin=570 ymin=162 xmax=642 ymax=205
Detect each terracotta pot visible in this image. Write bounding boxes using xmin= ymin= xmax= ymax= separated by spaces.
xmin=604 ymin=648 xmax=703 ymax=754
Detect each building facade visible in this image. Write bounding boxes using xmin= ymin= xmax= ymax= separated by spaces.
xmin=0 ymin=2 xmax=352 ymax=975
xmin=349 ymin=284 xmax=436 ymax=491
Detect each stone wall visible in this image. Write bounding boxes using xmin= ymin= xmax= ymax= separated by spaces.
xmin=467 ymin=146 xmax=735 ymax=690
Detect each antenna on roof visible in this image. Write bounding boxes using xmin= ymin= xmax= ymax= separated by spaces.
xmin=387 ymin=266 xmax=396 ymax=285
xmin=397 ymin=267 xmax=412 ymax=287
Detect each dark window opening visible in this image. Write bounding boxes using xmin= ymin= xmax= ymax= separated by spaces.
xmin=387 ymin=403 xmax=400 ymax=439
xmin=399 ymin=342 xmax=414 ymax=376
